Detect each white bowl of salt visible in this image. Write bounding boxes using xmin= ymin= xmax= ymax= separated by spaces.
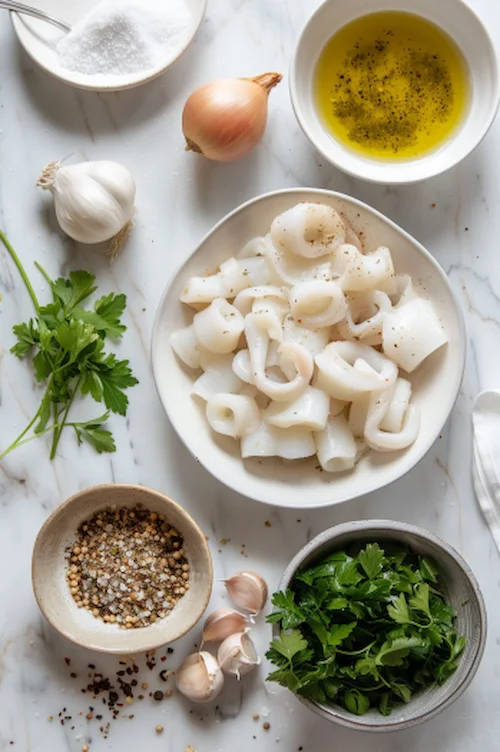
xmin=11 ymin=0 xmax=206 ymax=91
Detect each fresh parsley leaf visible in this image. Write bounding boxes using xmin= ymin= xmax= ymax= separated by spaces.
xmin=378 ymin=693 xmax=392 ymax=716
xmin=409 ymin=583 xmax=431 ymax=617
xmin=336 ymin=559 xmax=363 ymax=587
xmin=266 ymin=590 xmax=306 ymax=629
xmin=33 ymin=350 xmax=53 ymax=382
xmin=80 ymin=370 xmax=104 ymax=402
xmin=296 ymin=562 xmax=338 ymax=584
xmin=344 ymin=689 xmax=370 ymax=715
xmin=267 ymin=629 xmax=309 ymax=662
xmin=266 ymin=665 xmax=301 ymax=693
xmin=73 ymin=413 xmax=116 ymax=454
xmin=89 ymin=355 xmax=138 ymax=415
xmin=55 ymin=320 xmax=99 ymax=362
xmin=51 ymin=270 xmax=97 ymax=312
xmin=359 ymin=543 xmax=384 ymax=579
xmin=376 ymin=636 xmax=424 ymax=666
xmin=73 ymin=292 xmax=126 ymax=339
xmin=452 ymin=635 xmax=467 ymax=659
xmin=430 ymin=595 xmax=456 ymax=627
xmin=387 ymin=593 xmax=411 ymax=624
xmin=11 ymin=320 xmax=39 ymax=357
xmin=391 ymin=682 xmax=412 ymax=703
xmin=326 ymin=597 xmax=349 ymax=610
xmin=328 ymin=622 xmax=357 ymax=647
xmin=355 ymin=657 xmax=379 ymax=679
xmin=420 ymin=557 xmax=440 ymax=583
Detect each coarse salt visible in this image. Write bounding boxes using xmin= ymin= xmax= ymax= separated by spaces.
xmin=57 ymin=0 xmax=191 ymax=77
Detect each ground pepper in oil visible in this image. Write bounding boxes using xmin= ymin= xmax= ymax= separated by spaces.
xmin=314 ymin=12 xmax=470 ymax=160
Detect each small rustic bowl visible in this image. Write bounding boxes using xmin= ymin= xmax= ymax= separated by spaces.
xmin=32 ymin=484 xmax=213 ymax=654
xmin=290 ymin=0 xmax=499 ymax=183
xmin=276 ymin=520 xmax=486 ymax=732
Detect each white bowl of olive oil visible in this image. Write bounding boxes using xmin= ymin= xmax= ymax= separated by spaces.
xmin=290 ymin=0 xmax=499 ymax=183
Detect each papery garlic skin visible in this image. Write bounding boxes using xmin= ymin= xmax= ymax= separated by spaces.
xmin=225 ymin=571 xmax=268 ymax=615
xmin=217 ymin=631 xmax=260 ymax=679
xmin=38 ymin=161 xmax=136 ymax=245
xmin=202 ymin=608 xmax=248 ymax=646
xmin=176 ymin=651 xmax=224 ymax=703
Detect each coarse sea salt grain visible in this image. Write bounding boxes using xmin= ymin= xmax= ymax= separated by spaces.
xmin=57 ymin=0 xmax=191 ymax=77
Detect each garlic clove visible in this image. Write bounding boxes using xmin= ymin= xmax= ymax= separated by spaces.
xmin=224 ymin=571 xmax=268 ymax=615
xmin=175 ymin=651 xmax=224 ymax=703
xmin=201 ymin=608 xmax=249 ymax=647
xmin=217 ymin=631 xmax=260 ymax=679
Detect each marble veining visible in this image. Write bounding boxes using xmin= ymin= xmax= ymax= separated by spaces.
xmin=1 ymin=0 xmax=500 ymax=750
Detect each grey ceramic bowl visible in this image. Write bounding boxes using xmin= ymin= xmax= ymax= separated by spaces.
xmin=277 ymin=520 xmax=486 ymax=732
xmin=32 ymin=484 xmax=213 ymax=654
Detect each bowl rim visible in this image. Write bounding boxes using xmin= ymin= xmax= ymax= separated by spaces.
xmin=289 ymin=0 xmax=500 ymax=185
xmin=10 ymin=0 xmax=207 ymax=93
xmin=276 ymin=519 xmax=487 ymax=732
xmin=31 ymin=482 xmax=213 ymax=653
xmin=151 ymin=187 xmax=467 ymax=509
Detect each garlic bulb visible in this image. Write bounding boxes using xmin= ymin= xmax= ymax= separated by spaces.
xmin=217 ymin=631 xmax=260 ymax=679
xmin=225 ymin=571 xmax=268 ymax=615
xmin=37 ymin=160 xmax=136 ymax=257
xmin=176 ymin=651 xmax=224 ymax=703
xmin=201 ymin=608 xmax=248 ymax=647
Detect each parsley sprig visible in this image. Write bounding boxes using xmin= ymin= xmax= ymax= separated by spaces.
xmin=0 ymin=231 xmax=138 ymax=460
xmin=266 ymin=542 xmax=466 ymax=716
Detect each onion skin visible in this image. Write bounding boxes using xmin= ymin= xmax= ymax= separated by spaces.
xmin=182 ymin=72 xmax=283 ymax=162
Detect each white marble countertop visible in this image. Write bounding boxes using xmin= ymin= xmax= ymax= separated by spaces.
xmin=1 ymin=1 xmax=500 ymax=750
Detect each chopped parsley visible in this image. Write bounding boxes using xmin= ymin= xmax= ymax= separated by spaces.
xmin=266 ymin=542 xmax=466 ymax=716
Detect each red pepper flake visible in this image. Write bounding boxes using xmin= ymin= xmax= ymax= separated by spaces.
xmin=64 ymin=658 xmax=71 ymax=666
xmin=160 ymin=656 xmax=167 ymax=663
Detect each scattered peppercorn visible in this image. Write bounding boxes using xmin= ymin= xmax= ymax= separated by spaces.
xmin=263 ymin=722 xmax=271 ymax=730
xmin=153 ymin=691 xmax=164 ymax=702
xmin=155 ymin=725 xmax=164 ymax=734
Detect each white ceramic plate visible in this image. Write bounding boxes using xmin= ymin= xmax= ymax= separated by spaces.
xmin=290 ymin=0 xmax=499 ymax=184
xmin=11 ymin=0 xmax=206 ymax=91
xmin=152 ymin=189 xmax=466 ymax=509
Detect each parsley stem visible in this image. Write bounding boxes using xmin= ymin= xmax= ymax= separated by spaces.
xmin=50 ymin=376 xmax=81 ymax=459
xmin=34 ymin=261 xmax=53 ymax=286
xmin=0 ymin=230 xmax=40 ymax=312
xmin=0 ymin=403 xmax=43 ymax=460
xmin=0 ymin=423 xmax=58 ymax=452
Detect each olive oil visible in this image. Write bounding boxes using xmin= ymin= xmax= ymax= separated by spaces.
xmin=314 ymin=11 xmax=470 ymax=160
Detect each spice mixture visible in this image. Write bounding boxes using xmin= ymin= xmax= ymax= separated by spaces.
xmin=66 ymin=505 xmax=189 ymax=628
xmin=314 ymin=11 xmax=469 ymax=159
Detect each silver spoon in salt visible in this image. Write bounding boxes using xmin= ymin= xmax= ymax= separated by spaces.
xmin=1 ymin=0 xmax=70 ymax=32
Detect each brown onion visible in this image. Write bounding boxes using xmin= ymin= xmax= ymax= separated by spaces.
xmin=182 ymin=72 xmax=283 ymax=162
